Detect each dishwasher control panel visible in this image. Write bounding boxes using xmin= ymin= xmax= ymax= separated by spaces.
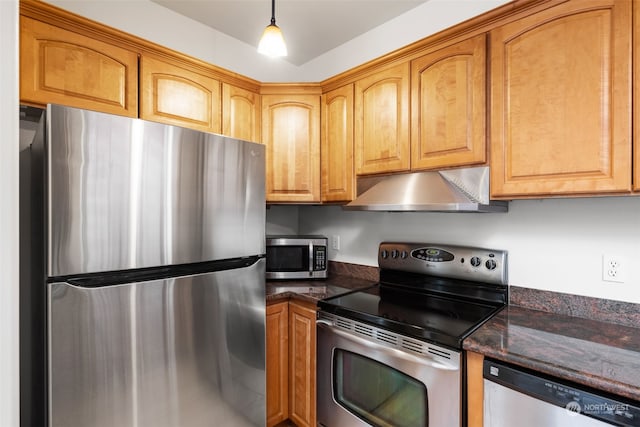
xmin=484 ymin=359 xmax=640 ymax=426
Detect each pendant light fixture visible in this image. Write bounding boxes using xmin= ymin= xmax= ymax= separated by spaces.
xmin=258 ymin=0 xmax=287 ymax=57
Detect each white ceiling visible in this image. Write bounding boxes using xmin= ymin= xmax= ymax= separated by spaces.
xmin=150 ymin=0 xmax=428 ymax=66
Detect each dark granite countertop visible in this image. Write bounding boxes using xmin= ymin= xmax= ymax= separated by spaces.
xmin=464 ymin=305 xmax=640 ymax=402
xmin=266 ymin=274 xmax=377 ymax=305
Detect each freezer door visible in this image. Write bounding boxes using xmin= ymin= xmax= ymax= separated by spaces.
xmin=46 ymin=104 xmax=265 ymax=277
xmin=48 ymin=259 xmax=266 ymax=427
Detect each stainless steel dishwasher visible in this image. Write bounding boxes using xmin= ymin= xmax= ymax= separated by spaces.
xmin=483 ymin=359 xmax=640 ymax=427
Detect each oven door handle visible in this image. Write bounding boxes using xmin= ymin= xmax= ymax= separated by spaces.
xmin=316 ymin=320 xmax=459 ymax=372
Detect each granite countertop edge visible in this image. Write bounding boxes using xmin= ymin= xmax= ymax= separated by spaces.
xmin=265 ymin=274 xmax=378 ymax=305
xmin=463 ymin=305 xmax=640 ymax=402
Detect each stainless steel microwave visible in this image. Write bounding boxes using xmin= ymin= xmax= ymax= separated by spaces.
xmin=266 ymin=235 xmax=328 ymax=280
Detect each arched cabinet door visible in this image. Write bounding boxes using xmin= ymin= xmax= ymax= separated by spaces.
xmin=411 ymin=34 xmax=487 ymax=171
xmin=321 ymin=84 xmax=355 ymax=202
xmin=222 ymin=83 xmax=261 ymax=143
xmin=490 ymin=0 xmax=632 ymax=198
xmin=21 ymin=16 xmax=138 ymax=117
xmin=140 ymin=55 xmax=221 ymax=134
xmin=262 ymin=91 xmax=321 ymax=203
xmin=354 ymin=62 xmax=410 ymax=175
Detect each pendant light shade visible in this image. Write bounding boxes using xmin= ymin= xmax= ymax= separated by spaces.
xmin=258 ymin=0 xmax=287 ymax=57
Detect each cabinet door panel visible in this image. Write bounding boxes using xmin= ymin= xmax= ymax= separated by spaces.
xmin=262 ymin=94 xmax=320 ymax=203
xmin=355 ymin=63 xmax=410 ymax=175
xmin=490 ymin=0 xmax=631 ymax=197
xmin=634 ymin=0 xmax=640 ymax=192
xmin=20 ymin=17 xmax=138 ymax=117
xmin=266 ymin=302 xmax=288 ymax=427
xmin=411 ymin=34 xmax=486 ymax=170
xmin=321 ymin=84 xmax=355 ymax=202
xmin=288 ymin=301 xmax=316 ymax=427
xmin=140 ymin=56 xmax=221 ymax=133
xmin=222 ymin=83 xmax=261 ymax=143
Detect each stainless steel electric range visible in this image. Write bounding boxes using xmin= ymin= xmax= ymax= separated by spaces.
xmin=316 ymin=242 xmax=508 ymax=427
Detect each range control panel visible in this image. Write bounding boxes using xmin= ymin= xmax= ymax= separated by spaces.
xmin=378 ymin=242 xmax=508 ymax=285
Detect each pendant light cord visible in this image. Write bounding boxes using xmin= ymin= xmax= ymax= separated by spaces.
xmin=270 ymin=0 xmax=276 ymax=25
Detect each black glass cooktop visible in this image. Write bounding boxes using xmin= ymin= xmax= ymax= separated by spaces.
xmin=318 ymin=283 xmax=504 ymax=350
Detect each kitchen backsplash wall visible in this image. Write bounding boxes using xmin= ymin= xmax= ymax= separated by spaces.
xmin=266 ymin=197 xmax=640 ymax=304
xmin=265 ymin=205 xmax=300 ymax=235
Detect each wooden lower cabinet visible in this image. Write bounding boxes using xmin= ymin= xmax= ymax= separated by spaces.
xmin=266 ymin=299 xmax=317 ymax=427
xmin=266 ymin=301 xmax=289 ymax=427
xmin=288 ymin=300 xmax=317 ymax=427
xmin=466 ymin=351 xmax=485 ymax=427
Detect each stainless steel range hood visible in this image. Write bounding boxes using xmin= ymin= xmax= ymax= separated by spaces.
xmin=343 ymin=166 xmax=508 ymax=212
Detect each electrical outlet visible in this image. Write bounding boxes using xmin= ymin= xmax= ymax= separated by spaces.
xmin=331 ymin=235 xmax=341 ymax=251
xmin=602 ymin=254 xmax=627 ymax=283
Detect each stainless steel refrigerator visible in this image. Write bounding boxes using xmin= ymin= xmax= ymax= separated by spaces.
xmin=20 ymin=104 xmax=266 ymax=427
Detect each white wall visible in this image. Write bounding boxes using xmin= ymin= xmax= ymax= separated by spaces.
xmin=46 ymin=0 xmax=509 ymax=82
xmin=266 ymin=205 xmax=300 ymax=235
xmin=283 ymin=197 xmax=640 ymax=304
xmin=1 ymin=1 xmax=20 ymax=426
xmin=303 ymin=0 xmax=509 ymax=81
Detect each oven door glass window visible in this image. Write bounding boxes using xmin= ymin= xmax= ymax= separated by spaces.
xmin=333 ymin=349 xmax=428 ymax=427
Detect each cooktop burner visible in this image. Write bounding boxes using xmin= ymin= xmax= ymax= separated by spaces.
xmin=318 ymin=242 xmax=508 ymax=350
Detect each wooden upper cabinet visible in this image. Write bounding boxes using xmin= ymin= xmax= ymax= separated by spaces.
xmin=140 ymin=55 xmax=221 ymax=133
xmin=222 ymin=83 xmax=261 ymax=143
xmin=411 ymin=34 xmax=486 ymax=171
xmin=288 ymin=300 xmax=317 ymax=427
xmin=634 ymin=0 xmax=640 ymax=192
xmin=20 ymin=16 xmax=138 ymax=117
xmin=354 ymin=62 xmax=410 ymax=175
xmin=266 ymin=301 xmax=288 ymax=427
xmin=262 ymin=92 xmax=321 ymax=203
xmin=490 ymin=0 xmax=632 ymax=198
xmin=321 ymin=84 xmax=355 ymax=202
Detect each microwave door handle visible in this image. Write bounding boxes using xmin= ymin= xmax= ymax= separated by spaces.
xmin=308 ymin=242 xmax=313 ymax=277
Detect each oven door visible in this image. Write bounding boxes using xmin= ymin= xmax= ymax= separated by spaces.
xmin=317 ymin=315 xmax=461 ymax=427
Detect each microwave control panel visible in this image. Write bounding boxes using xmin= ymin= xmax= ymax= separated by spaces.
xmin=314 ymin=246 xmax=326 ymax=271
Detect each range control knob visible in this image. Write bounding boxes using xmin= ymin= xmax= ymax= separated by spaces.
xmin=391 ymin=249 xmax=399 ymax=258
xmin=381 ymin=250 xmax=389 ymax=259
xmin=470 ymin=256 xmax=482 ymax=267
xmin=400 ymin=251 xmax=408 ymax=259
xmin=485 ymin=259 xmax=497 ymax=270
